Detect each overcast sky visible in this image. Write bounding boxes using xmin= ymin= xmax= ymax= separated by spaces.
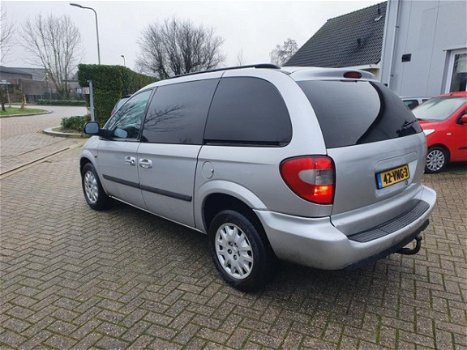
xmin=3 ymin=0 xmax=381 ymax=72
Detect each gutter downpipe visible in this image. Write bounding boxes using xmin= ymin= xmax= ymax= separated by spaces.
xmin=380 ymin=0 xmax=401 ymax=89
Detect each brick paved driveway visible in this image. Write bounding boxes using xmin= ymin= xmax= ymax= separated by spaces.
xmin=0 ymin=106 xmax=86 ymax=174
xmin=0 ymin=147 xmax=466 ymax=350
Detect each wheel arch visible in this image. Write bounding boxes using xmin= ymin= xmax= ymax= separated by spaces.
xmin=201 ymin=191 xmax=277 ymax=263
xmin=80 ymin=156 xmax=93 ymax=173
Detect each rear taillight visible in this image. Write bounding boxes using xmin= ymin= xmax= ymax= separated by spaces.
xmin=280 ymin=156 xmax=335 ymax=204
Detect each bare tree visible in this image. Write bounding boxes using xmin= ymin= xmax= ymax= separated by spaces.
xmin=1 ymin=8 xmax=14 ymax=63
xmin=21 ymin=14 xmax=81 ymax=98
xmin=236 ymin=49 xmax=245 ymax=66
xmin=270 ymin=38 xmax=298 ymax=66
xmin=137 ymin=18 xmax=224 ymax=79
xmin=0 ymin=9 xmax=15 ymax=111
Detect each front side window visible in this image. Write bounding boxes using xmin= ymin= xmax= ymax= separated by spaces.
xmin=141 ymin=79 xmax=219 ymax=144
xmin=413 ymin=97 xmax=467 ymax=121
xmin=204 ymin=77 xmax=292 ymax=146
xmin=106 ymin=89 xmax=152 ymax=139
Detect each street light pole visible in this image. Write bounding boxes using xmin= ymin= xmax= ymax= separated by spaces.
xmin=121 ymin=55 xmax=126 ymax=66
xmin=70 ymin=3 xmax=101 ymax=64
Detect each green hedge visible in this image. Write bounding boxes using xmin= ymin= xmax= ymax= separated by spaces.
xmin=78 ymin=65 xmax=157 ymax=125
xmin=37 ymin=99 xmax=86 ymax=106
xmin=61 ymin=115 xmax=90 ymax=132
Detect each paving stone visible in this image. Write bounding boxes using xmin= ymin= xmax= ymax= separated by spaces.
xmin=0 ymin=133 xmax=465 ymax=350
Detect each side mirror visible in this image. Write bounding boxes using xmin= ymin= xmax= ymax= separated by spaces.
xmin=83 ymin=121 xmax=100 ymax=135
xmin=457 ymin=110 xmax=467 ymax=125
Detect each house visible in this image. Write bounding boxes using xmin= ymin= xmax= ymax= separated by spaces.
xmin=0 ymin=66 xmax=53 ymax=101
xmin=0 ymin=66 xmax=82 ymax=101
xmin=285 ymin=2 xmax=387 ymax=79
xmin=380 ymin=0 xmax=467 ymax=97
xmin=286 ymin=0 xmax=466 ymax=97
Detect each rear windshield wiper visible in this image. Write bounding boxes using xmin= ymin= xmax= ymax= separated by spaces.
xmin=400 ymin=119 xmax=418 ymax=129
xmin=397 ymin=119 xmax=419 ymax=136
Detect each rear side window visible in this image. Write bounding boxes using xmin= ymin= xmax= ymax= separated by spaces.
xmin=298 ymin=80 xmax=422 ymax=148
xmin=141 ymin=79 xmax=219 ymax=144
xmin=204 ymin=77 xmax=292 ymax=146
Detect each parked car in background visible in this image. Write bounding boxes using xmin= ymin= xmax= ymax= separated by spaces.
xmin=80 ymin=65 xmax=436 ymax=291
xmin=402 ymin=97 xmax=430 ymax=110
xmin=413 ymin=92 xmax=467 ymax=173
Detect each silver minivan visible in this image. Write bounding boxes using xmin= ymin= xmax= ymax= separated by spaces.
xmin=81 ymin=64 xmax=436 ymax=291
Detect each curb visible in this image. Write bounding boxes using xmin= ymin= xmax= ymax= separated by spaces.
xmin=43 ymin=127 xmax=87 ymax=139
xmin=0 ymin=110 xmax=53 ymax=118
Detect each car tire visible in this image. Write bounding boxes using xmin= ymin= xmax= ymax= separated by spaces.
xmin=425 ymin=146 xmax=448 ymax=173
xmin=208 ymin=210 xmax=276 ymax=292
xmin=81 ymin=163 xmax=111 ymax=210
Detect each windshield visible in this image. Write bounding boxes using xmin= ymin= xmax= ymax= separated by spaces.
xmin=413 ymin=97 xmax=466 ymax=121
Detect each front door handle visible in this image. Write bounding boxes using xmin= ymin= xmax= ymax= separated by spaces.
xmin=139 ymin=158 xmax=152 ymax=169
xmin=124 ymin=156 xmax=136 ymax=166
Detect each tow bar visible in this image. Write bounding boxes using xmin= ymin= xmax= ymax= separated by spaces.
xmin=397 ymin=235 xmax=422 ymax=255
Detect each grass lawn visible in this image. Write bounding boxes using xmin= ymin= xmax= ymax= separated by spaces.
xmin=0 ymin=107 xmax=48 ymax=117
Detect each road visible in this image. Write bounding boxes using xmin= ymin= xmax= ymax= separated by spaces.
xmin=0 ymin=105 xmax=87 ymax=174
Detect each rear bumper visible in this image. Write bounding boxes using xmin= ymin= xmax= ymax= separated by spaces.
xmin=254 ymin=185 xmax=436 ymax=270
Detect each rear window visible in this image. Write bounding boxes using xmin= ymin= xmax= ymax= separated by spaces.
xmin=298 ymin=80 xmax=422 ymax=148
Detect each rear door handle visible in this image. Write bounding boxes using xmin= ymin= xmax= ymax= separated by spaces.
xmin=139 ymin=158 xmax=152 ymax=169
xmin=124 ymin=156 xmax=136 ymax=166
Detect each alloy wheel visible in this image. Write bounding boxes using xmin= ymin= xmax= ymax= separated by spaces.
xmin=426 ymin=149 xmax=445 ymax=172
xmin=215 ymin=223 xmax=254 ymax=279
xmin=84 ymin=170 xmax=99 ymax=204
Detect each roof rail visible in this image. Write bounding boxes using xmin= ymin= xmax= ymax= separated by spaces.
xmin=167 ymin=63 xmax=280 ymax=80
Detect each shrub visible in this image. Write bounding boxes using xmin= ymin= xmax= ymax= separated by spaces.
xmin=37 ymin=99 xmax=86 ymax=106
xmin=61 ymin=115 xmax=90 ymax=132
xmin=78 ymin=65 xmax=157 ymax=125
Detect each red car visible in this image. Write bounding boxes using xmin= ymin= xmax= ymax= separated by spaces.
xmin=413 ymin=92 xmax=467 ymax=173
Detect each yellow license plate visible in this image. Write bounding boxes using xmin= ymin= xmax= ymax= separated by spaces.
xmin=376 ymin=164 xmax=410 ymax=189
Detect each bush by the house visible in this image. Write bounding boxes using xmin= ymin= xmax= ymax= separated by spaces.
xmin=78 ymin=65 xmax=157 ymax=125
xmin=61 ymin=115 xmax=90 ymax=132
xmin=37 ymin=99 xmax=86 ymax=106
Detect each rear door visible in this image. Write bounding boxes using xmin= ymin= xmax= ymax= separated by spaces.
xmin=298 ymin=80 xmax=425 ymax=232
xmin=97 ymin=89 xmax=152 ymax=208
xmin=137 ymin=79 xmax=219 ymax=227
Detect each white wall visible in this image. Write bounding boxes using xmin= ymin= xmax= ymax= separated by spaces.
xmin=381 ymin=0 xmax=467 ymax=97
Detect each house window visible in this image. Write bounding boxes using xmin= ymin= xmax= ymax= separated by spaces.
xmin=445 ymin=49 xmax=467 ymax=92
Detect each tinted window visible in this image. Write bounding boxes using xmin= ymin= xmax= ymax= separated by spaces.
xmin=204 ymin=77 xmax=292 ymax=146
xmin=105 ymin=90 xmax=152 ymax=139
xmin=413 ymin=97 xmax=466 ymax=121
xmin=298 ymin=80 xmax=422 ymax=148
xmin=142 ymin=79 xmax=219 ymax=144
